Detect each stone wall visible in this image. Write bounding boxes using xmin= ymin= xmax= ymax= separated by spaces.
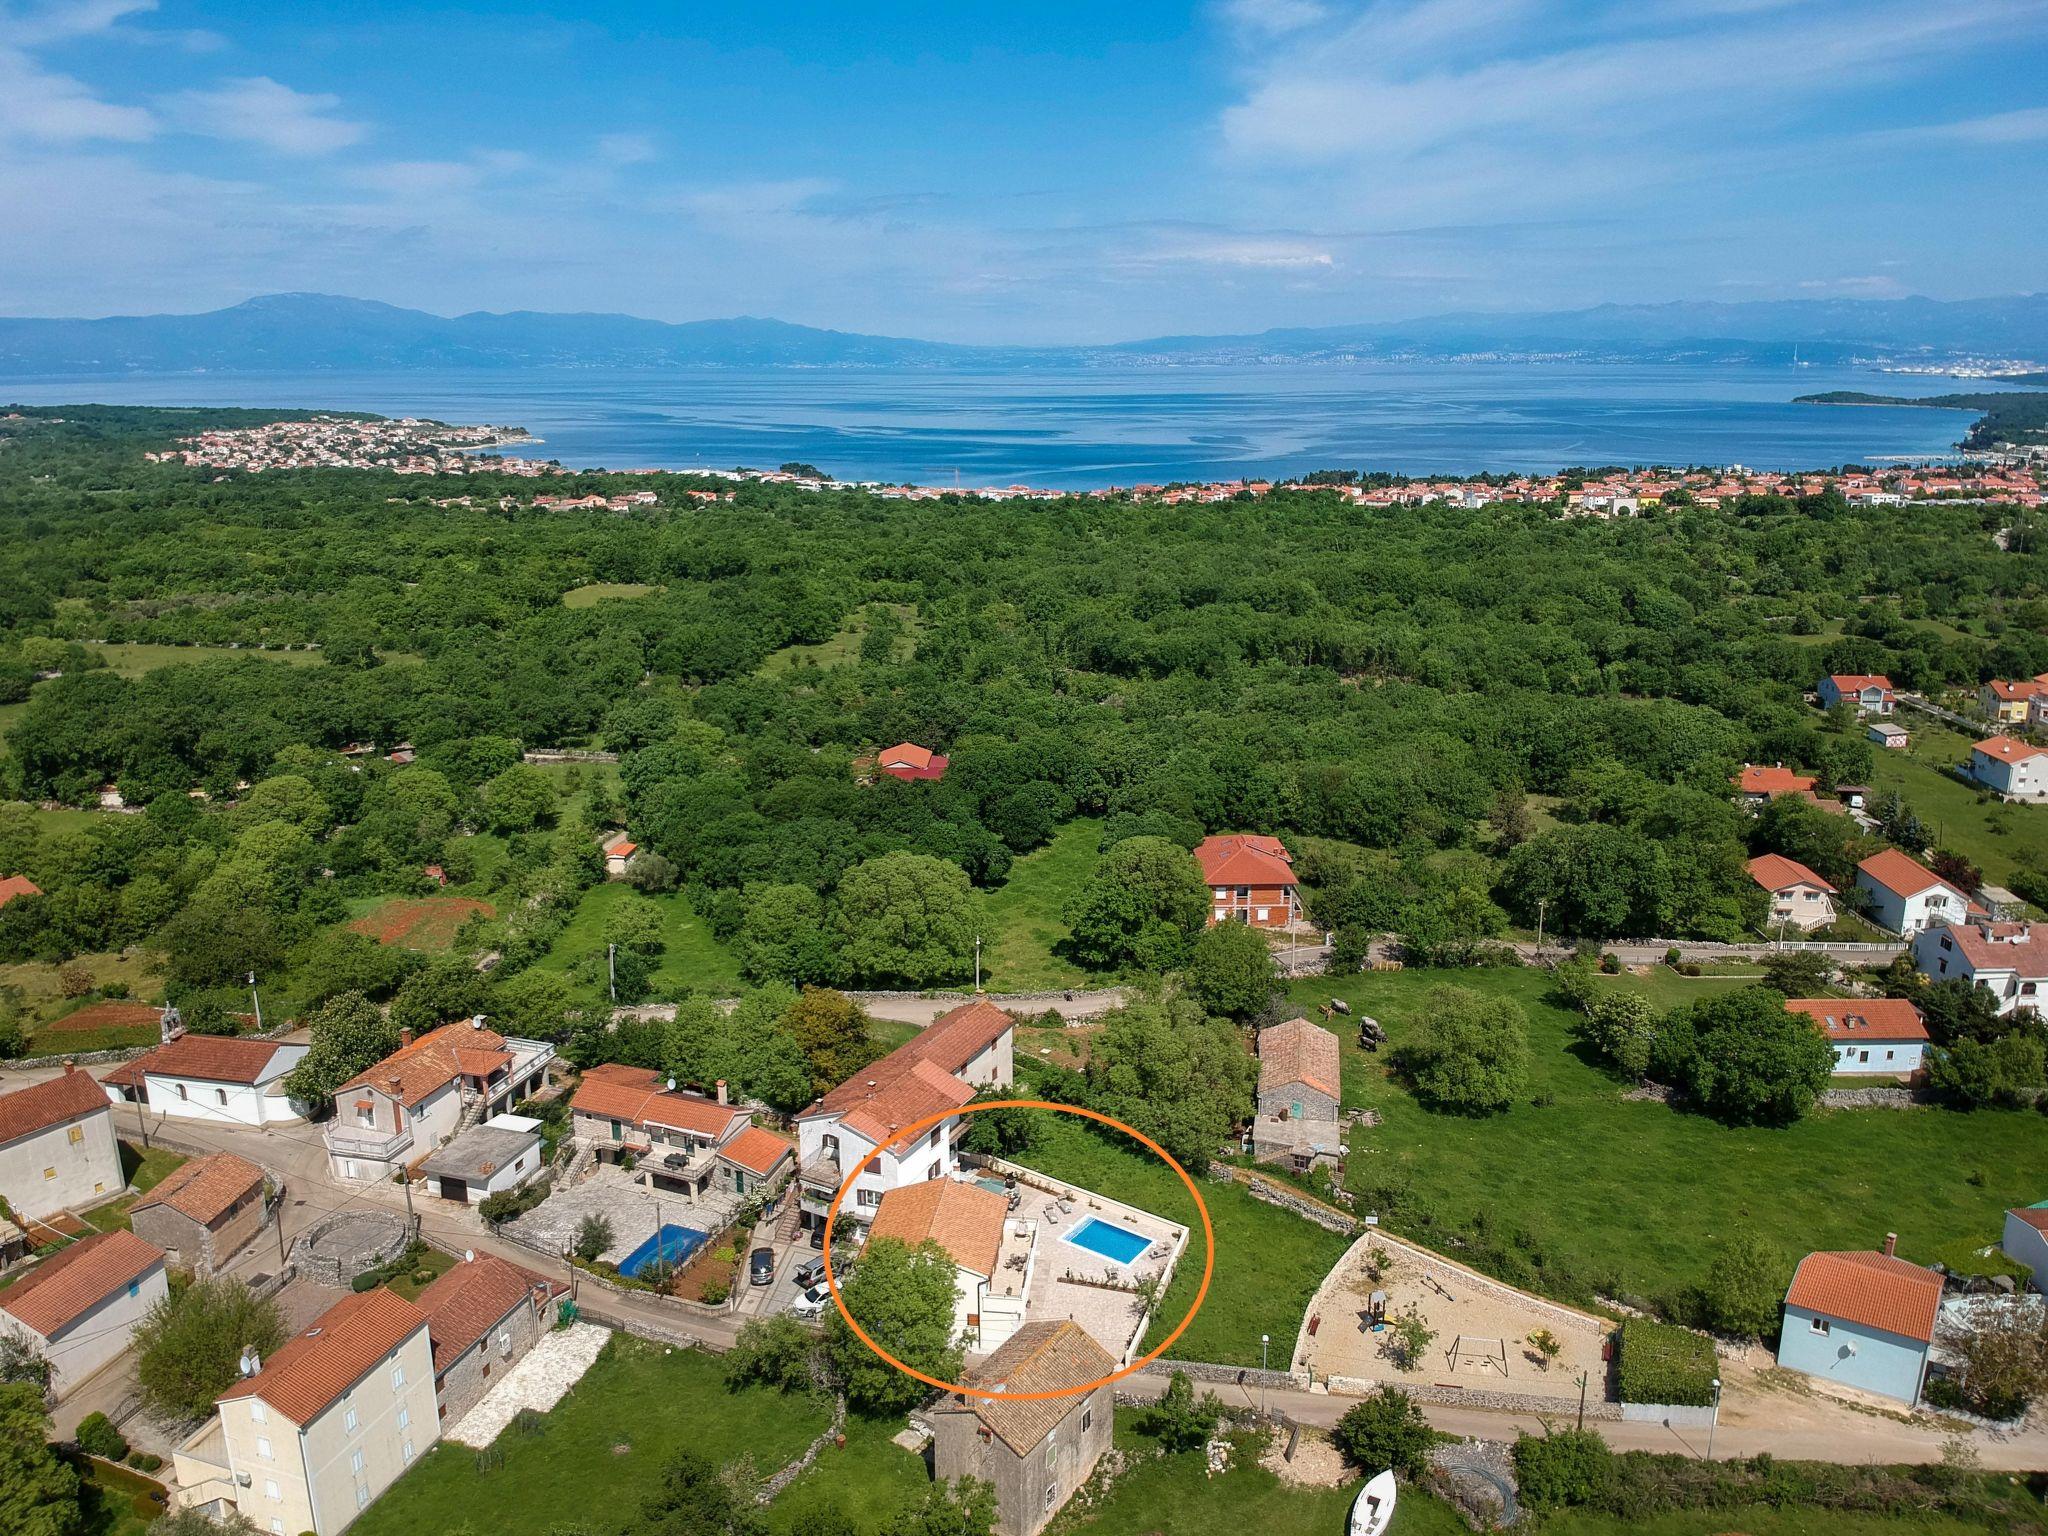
xmin=1821 ymin=1085 xmax=1928 ymax=1110
xmin=756 ymin=1395 xmax=847 ymax=1503
xmin=291 ymin=1209 xmax=410 ymax=1288
xmin=1212 ymin=1165 xmax=1360 ymax=1236
xmin=1621 ymin=1401 xmax=1716 ymax=1427
xmin=1150 ymin=1358 xmax=1307 ymax=1391
xmin=1326 ymin=1372 xmax=1622 ymax=1420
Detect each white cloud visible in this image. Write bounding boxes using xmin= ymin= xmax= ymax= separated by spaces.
xmin=1217 ymin=0 xmax=1332 ymax=36
xmin=163 ymin=76 xmax=366 ymax=155
xmin=596 ymin=132 xmax=658 ymax=166
xmin=0 ymin=47 xmax=155 ymax=142
xmin=1871 ymin=106 xmax=2048 ymax=147
xmin=6 ymin=0 xmax=156 ymax=46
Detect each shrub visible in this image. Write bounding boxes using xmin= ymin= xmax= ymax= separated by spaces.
xmin=1396 ymin=985 xmax=1530 ymax=1115
xmin=75 ymin=1411 xmax=128 ymax=1460
xmin=477 ymin=1179 xmax=550 ymax=1224
xmin=350 ymin=1272 xmax=379 ymax=1293
xmin=1616 ymin=1319 xmax=1717 ymax=1407
xmin=573 ymin=1213 xmax=614 ymax=1263
xmin=127 ymin=1452 xmax=163 ymax=1472
xmin=1143 ymin=1370 xmax=1222 ymax=1452
xmin=1513 ymin=1430 xmax=1615 ymax=1508
xmin=1599 ymin=952 xmax=1620 ymax=974
xmin=1330 ymin=1388 xmax=1436 ymax=1478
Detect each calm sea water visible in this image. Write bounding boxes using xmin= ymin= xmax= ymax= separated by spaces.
xmin=0 ymin=361 xmax=1977 ymax=487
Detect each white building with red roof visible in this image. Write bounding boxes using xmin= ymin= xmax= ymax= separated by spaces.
xmin=324 ymin=1019 xmax=555 ymax=1183
xmin=1912 ymin=921 xmax=2048 ymax=1017
xmin=0 ymin=1064 xmax=123 ymax=1221
xmin=876 ymin=741 xmax=950 ymax=781
xmin=1817 ymin=674 xmax=1895 ymax=715
xmin=1966 ymin=735 xmax=2048 ymax=802
xmin=1855 ymin=849 xmax=1969 ymax=935
xmin=2001 ymin=1202 xmax=2048 ymax=1291
xmin=1747 ymin=853 xmax=1837 ymax=932
xmin=1193 ymin=833 xmax=1300 ymax=928
xmin=869 ymin=1176 xmax=1034 ymax=1350
xmin=100 ymin=1032 xmax=309 ymax=1127
xmin=1734 ymin=764 xmax=1817 ymax=805
xmin=0 ymin=1229 xmax=167 ymax=1397
xmin=601 ymin=833 xmax=639 ymax=878
xmin=796 ymin=996 xmax=1015 ymax=1230
xmin=1776 ymin=1237 xmax=1942 ymax=1406
xmin=1783 ymin=998 xmax=1930 ymax=1076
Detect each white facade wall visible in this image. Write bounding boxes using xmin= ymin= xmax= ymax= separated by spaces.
xmin=1829 ymin=1038 xmax=1926 ymax=1075
xmin=1858 ymin=873 xmax=1964 ymax=936
xmin=144 ymin=1071 xmax=299 ymax=1129
xmin=799 ymin=1115 xmax=961 ymax=1221
xmin=2001 ymin=1212 xmax=2048 ymax=1291
xmin=0 ymin=1104 xmax=123 ymax=1220
xmin=329 ymin=1082 xmax=462 ymax=1181
xmin=1912 ymin=929 xmax=2048 ymax=1018
xmin=1969 ymin=749 xmax=2048 ymax=802
xmin=2 ymin=1259 xmax=167 ymax=1398
xmin=1767 ymin=880 xmax=1836 ymax=932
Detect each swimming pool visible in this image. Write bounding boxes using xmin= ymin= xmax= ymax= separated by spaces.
xmin=1065 ymin=1216 xmax=1150 ymax=1267
xmin=617 ymin=1223 xmax=708 ymax=1277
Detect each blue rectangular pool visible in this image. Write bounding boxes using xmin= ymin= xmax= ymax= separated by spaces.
xmin=1066 ymin=1216 xmax=1150 ymax=1266
xmin=617 ymin=1223 xmax=708 ymax=1276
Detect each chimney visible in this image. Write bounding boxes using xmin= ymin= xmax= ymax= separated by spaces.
xmin=1882 ymin=1232 xmax=1897 ymax=1258
xmin=716 ymin=1080 xmax=728 ymax=1106
xmin=399 ymin=1027 xmax=414 ymax=1048
xmin=62 ymin=1058 xmax=75 ymax=1074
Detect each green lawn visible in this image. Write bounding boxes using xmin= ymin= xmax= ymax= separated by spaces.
xmin=761 ymin=1413 xmax=932 ymax=1534
xmin=561 ymin=582 xmax=659 ymax=608
xmin=88 ymin=642 xmax=329 ymax=676
xmin=979 ymin=818 xmax=1099 ymax=990
xmin=1015 ymin=1113 xmax=1352 ymax=1368
xmin=757 ymin=603 xmax=917 ymax=676
xmin=529 ymin=882 xmax=742 ymax=1000
xmin=352 ymin=1337 xmax=830 ymax=1536
xmin=384 ymin=1246 xmax=459 ymax=1301
xmin=81 ymin=1142 xmax=187 ymax=1234
xmin=1856 ymin=719 xmax=2048 ymax=891
xmin=75 ymin=1455 xmax=169 ymax=1536
xmin=1300 ymin=966 xmax=2048 ymax=1311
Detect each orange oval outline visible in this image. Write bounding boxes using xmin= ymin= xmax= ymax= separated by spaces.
xmin=822 ymin=1099 xmax=1213 ymax=1402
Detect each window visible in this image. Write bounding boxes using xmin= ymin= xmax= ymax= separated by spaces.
xmin=216 ymin=1089 xmax=228 ymax=1106
xmin=42 ymin=1167 xmax=54 ymax=1180
xmin=270 ymin=1521 xmax=283 ymax=1533
xmin=356 ymin=1486 xmax=369 ymax=1511
xmin=1044 ymin=1484 xmax=1058 ymax=1512
xmin=1081 ymin=1406 xmax=1093 ymax=1433
xmin=856 ymin=1189 xmax=882 ymax=1208
xmin=391 ymin=1364 xmax=405 ymax=1389
xmin=264 ymin=1480 xmax=280 ymax=1501
xmin=351 ymin=1450 xmax=364 ymax=1475
xmin=403 ymin=1438 xmax=415 ymax=1464
xmin=97 ymin=1182 xmax=107 ymax=1195
xmin=178 ymin=1084 xmax=189 ymax=1101
xmin=343 ymin=1408 xmax=357 ymax=1433
xmin=928 ymin=1162 xmax=942 ymax=1181
xmin=251 ymin=1402 xmax=265 ymax=1425
xmin=1810 ymin=1317 xmax=1831 ymax=1336
xmin=127 ymin=1281 xmax=139 ymax=1297
xmin=928 ymin=1128 xmax=941 ymax=1149
xmin=68 ymin=1125 xmax=83 ymax=1144
xmin=397 ymin=1407 xmax=409 ymax=1430
xmin=256 ymin=1437 xmax=272 ymax=1460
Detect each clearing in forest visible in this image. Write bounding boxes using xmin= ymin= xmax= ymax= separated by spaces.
xmin=349 ymin=896 xmax=495 ymax=950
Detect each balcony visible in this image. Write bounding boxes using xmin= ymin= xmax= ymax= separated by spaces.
xmin=323 ymin=1122 xmax=414 ymax=1163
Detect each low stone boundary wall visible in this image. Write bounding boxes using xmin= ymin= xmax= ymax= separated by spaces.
xmin=1152 ymin=1358 xmax=1308 ymax=1391
xmin=488 ymin=1223 xmax=738 ymax=1321
xmin=1326 ymin=1371 xmax=1622 ymax=1421
xmin=1821 ymin=1085 xmax=1927 ymax=1109
xmin=1213 ymin=1166 xmax=1361 ymax=1236
xmin=757 ymin=1395 xmax=847 ymax=1503
xmin=1621 ymin=1401 xmax=1716 ymax=1427
xmin=4 ymin=1044 xmax=153 ymax=1071
xmin=292 ymin=1210 xmax=410 ymax=1288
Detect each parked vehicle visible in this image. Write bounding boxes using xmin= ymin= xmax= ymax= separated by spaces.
xmin=748 ymin=1247 xmax=776 ymax=1286
xmin=792 ymin=1257 xmax=828 ymax=1292
xmin=789 ymin=1283 xmax=830 ymax=1321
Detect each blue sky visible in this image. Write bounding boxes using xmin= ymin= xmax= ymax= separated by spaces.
xmin=1 ymin=0 xmax=2045 ymax=342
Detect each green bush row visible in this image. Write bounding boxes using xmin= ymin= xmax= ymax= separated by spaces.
xmin=1615 ymin=1318 xmax=1717 ymax=1406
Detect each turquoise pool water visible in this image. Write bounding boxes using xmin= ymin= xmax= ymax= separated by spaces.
xmin=1066 ymin=1215 xmax=1149 ymax=1266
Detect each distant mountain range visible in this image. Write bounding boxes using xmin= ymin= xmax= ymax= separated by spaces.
xmin=3 ymin=291 xmax=2048 ymax=374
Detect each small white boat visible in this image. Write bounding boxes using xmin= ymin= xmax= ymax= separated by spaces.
xmin=1349 ymin=1470 xmax=1397 ymax=1536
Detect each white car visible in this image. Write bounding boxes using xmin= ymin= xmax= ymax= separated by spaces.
xmin=789 ymin=1283 xmax=830 ymax=1321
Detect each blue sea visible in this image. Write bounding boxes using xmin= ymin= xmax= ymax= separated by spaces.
xmin=0 ymin=361 xmax=1979 ymax=488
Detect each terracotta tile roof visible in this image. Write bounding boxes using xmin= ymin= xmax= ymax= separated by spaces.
xmin=1785 ymin=1249 xmax=1943 ymax=1343
xmin=1856 ymin=849 xmax=1952 ymax=900
xmin=1258 ymin=1017 xmax=1341 ymax=1100
xmin=604 ymin=836 xmax=638 ymax=858
xmin=2008 ymin=1205 xmax=2048 ymax=1234
xmin=808 ymin=997 xmax=1015 ymax=1147
xmin=1926 ymin=921 xmax=2048 ymax=974
xmin=569 ymin=1064 xmax=747 ymax=1141
xmin=0 ymin=1230 xmax=164 ymax=1337
xmin=878 ymin=742 xmax=934 ymax=771
xmin=717 ymin=1125 xmax=795 ymax=1176
xmin=338 ymin=1021 xmax=510 ymax=1107
xmin=1747 ymin=853 xmax=1835 ymax=894
xmin=932 ymin=1320 xmax=1115 ymax=1453
xmin=1784 ymin=998 xmax=1930 ymax=1044
xmin=133 ymin=1151 xmax=266 ymax=1226
xmin=219 ymin=1288 xmax=428 ymax=1424
xmin=1193 ymin=834 xmax=1297 ymax=888
xmin=414 ymin=1254 xmax=559 ymax=1375
xmin=1826 ymin=674 xmax=1894 ymax=693
xmin=1735 ymin=765 xmax=1817 ymax=797
xmin=0 ymin=1069 xmax=111 ymax=1147
xmin=1987 ymin=679 xmax=2047 ymax=702
xmin=0 ymin=874 xmax=40 ymax=908
xmin=111 ymin=1034 xmax=294 ymax=1087
xmin=1974 ymin=735 xmax=2048 ymax=765
xmin=869 ymin=1179 xmax=1007 ymax=1278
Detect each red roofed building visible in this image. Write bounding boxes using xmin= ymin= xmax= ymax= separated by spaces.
xmin=1855 ymin=849 xmax=1969 ymax=935
xmin=1734 ymin=763 xmax=1817 ymax=804
xmin=1193 ymin=833 xmax=1300 ymax=928
xmin=1746 ymin=852 xmax=1837 ymax=931
xmin=714 ymin=1124 xmax=796 ymax=1198
xmin=2001 ymin=1202 xmax=2048 ymax=1290
xmin=602 ymin=834 xmax=639 ymax=878
xmin=868 ymin=1177 xmax=1031 ymax=1349
xmin=99 ymin=1032 xmax=309 ymax=1127
xmin=1979 ymin=678 xmax=2048 ymax=724
xmin=413 ymin=1253 xmax=564 ymax=1424
xmin=1784 ymin=998 xmax=1929 ymax=1076
xmin=0 ymin=1229 xmax=167 ymax=1397
xmin=1912 ymin=920 xmax=2048 ymax=1017
xmin=876 ymin=741 xmax=950 ymax=781
xmin=569 ymin=1064 xmax=751 ymax=1195
xmin=0 ymin=874 xmax=41 ymax=908
xmin=1967 ymin=735 xmax=2048 ymax=802
xmin=796 ymin=996 xmax=1015 ymax=1230
xmin=325 ymin=1020 xmax=555 ymax=1184
xmin=1818 ymin=674 xmax=1895 ymax=715
xmin=0 ymin=1065 xmax=123 ymax=1221
xmin=1778 ymin=1239 xmax=1942 ymax=1405
xmin=184 ymin=1288 xmax=440 ymax=1535
xmin=130 ymin=1151 xmax=269 ymax=1274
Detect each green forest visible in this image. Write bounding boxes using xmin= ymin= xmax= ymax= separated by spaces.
xmin=3 ymin=402 xmax=2047 ymax=1051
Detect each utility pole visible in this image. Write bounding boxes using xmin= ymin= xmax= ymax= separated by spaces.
xmin=1707 ymin=1377 xmax=1722 ymax=1460
xmin=247 ymin=971 xmax=263 ymax=1032
xmin=276 ymin=1192 xmax=289 ymax=1267
xmin=608 ymin=943 xmax=617 ymax=1004
xmin=133 ymin=1093 xmax=151 ymax=1151
xmin=401 ymin=1171 xmax=416 ymax=1234
xmin=1535 ymin=898 xmax=1547 ymax=959
xmin=1575 ymin=1369 xmax=1588 ymax=1432
xmin=1259 ymin=1333 xmax=1270 ymax=1417
xmin=973 ymin=935 xmax=982 ymax=993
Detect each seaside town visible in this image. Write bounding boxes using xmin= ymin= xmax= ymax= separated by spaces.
xmin=139 ymin=412 xmax=2048 ymax=508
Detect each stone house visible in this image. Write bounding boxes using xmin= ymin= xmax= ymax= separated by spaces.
xmin=129 ymin=1151 xmax=270 ymax=1274
xmin=0 ymin=1065 xmax=124 ymax=1221
xmin=1251 ymin=1017 xmax=1343 ymax=1174
xmin=324 ymin=1020 xmax=554 ymax=1182
xmin=569 ymin=1064 xmax=750 ymax=1195
xmin=413 ymin=1253 xmax=564 ymax=1426
xmin=931 ymin=1321 xmax=1115 ymax=1536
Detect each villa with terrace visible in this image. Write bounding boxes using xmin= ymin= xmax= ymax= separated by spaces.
xmin=870 ymin=1178 xmax=1036 ymax=1351
xmin=324 ymin=1019 xmax=555 ymax=1182
xmin=568 ymin=1064 xmax=756 ymax=1197
xmin=796 ymin=996 xmax=1016 ymax=1233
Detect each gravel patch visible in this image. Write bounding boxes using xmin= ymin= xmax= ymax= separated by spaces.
xmin=445 ymin=1322 xmax=611 ymax=1447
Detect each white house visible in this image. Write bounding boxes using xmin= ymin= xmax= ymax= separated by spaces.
xmin=1783 ymin=998 xmax=1930 ymax=1077
xmin=1966 ymin=736 xmax=2048 ymax=802
xmin=417 ymin=1116 xmax=544 ymax=1205
xmin=0 ymin=1230 xmax=168 ymax=1397
xmin=2001 ymin=1204 xmax=2048 ymax=1290
xmin=869 ymin=1177 xmax=1036 ymax=1352
xmin=601 ymin=835 xmax=638 ymax=879
xmin=1747 ymin=853 xmax=1837 ymax=933
xmin=175 ymin=1289 xmax=440 ymax=1536
xmin=100 ymin=1034 xmax=309 ymax=1128
xmin=1856 ymin=850 xmax=1968 ymax=935
xmin=1818 ymin=674 xmax=1895 ymax=715
xmin=796 ymin=998 xmax=1015 ymax=1232
xmin=0 ymin=1066 xmax=124 ymax=1221
xmin=325 ymin=1020 xmax=554 ymax=1182
xmin=1912 ymin=922 xmax=2048 ymax=1017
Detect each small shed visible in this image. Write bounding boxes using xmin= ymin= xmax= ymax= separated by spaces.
xmin=419 ymin=1118 xmax=543 ymax=1204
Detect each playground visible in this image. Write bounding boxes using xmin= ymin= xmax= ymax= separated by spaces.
xmin=1294 ymin=1228 xmax=1613 ymax=1406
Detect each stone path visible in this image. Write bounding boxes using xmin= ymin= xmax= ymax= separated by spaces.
xmin=445 ymin=1322 xmax=611 ymax=1446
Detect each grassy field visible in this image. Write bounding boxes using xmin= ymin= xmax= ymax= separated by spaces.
xmin=1299 ymin=966 xmax=2048 ymax=1309
xmin=980 ymin=818 xmax=1099 ymax=990
xmin=4 ymin=950 xmax=165 ymax=1039
xmin=351 ymin=1337 xmax=828 ymax=1536
xmin=561 ymin=582 xmax=659 ymax=608
xmin=1856 ymin=718 xmax=2048 ymax=891
xmin=1015 ymin=1112 xmax=1352 ymax=1368
xmin=529 ymin=882 xmax=742 ymax=999
xmin=82 ymin=1143 xmax=187 ymax=1234
xmin=757 ymin=603 xmax=917 ymax=676
xmin=383 ymin=1246 xmax=459 ymax=1301
xmin=88 ymin=642 xmax=329 ymax=676
xmin=75 ymin=1455 xmax=170 ymax=1536
xmin=348 ymin=895 xmax=496 ymax=951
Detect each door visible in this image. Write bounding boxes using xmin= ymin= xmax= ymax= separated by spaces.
xmin=441 ymin=1176 xmax=468 ymax=1204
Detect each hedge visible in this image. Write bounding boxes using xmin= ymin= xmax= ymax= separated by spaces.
xmin=1616 ymin=1318 xmax=1717 ymax=1407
